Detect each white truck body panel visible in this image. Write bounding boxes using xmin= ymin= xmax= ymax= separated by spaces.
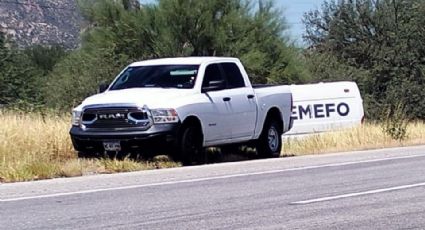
xmin=253 ymin=86 xmax=292 ymax=138
xmin=285 ymin=81 xmax=364 ymax=136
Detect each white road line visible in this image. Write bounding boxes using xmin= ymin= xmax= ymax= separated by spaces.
xmin=291 ymin=182 xmax=425 ymax=205
xmin=1 ymin=153 xmax=424 ymax=203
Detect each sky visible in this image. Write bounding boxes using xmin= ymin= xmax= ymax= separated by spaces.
xmin=277 ymin=0 xmax=325 ymax=43
xmin=139 ymin=0 xmax=326 ymax=44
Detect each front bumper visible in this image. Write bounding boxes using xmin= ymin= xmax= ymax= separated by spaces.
xmin=70 ymin=123 xmax=180 ymax=153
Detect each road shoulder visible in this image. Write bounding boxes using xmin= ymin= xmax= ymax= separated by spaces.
xmin=1 ymin=145 xmax=425 ymax=201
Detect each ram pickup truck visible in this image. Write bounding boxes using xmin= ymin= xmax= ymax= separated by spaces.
xmin=70 ymin=57 xmax=293 ymax=163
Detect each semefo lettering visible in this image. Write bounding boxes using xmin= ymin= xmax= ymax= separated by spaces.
xmin=291 ymin=102 xmax=350 ymax=120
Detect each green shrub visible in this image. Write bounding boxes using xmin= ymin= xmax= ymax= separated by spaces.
xmin=382 ymin=102 xmax=409 ymax=141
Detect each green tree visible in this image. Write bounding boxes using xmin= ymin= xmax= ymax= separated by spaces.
xmin=0 ymin=33 xmax=42 ymax=107
xmin=303 ymin=0 xmax=425 ymax=119
xmin=44 ymin=47 xmax=124 ymax=109
xmin=152 ymin=0 xmax=310 ymax=83
xmin=25 ymin=45 xmax=67 ymax=75
xmin=0 ymin=32 xmax=11 ymax=105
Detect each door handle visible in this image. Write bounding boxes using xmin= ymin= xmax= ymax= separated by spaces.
xmin=223 ymin=97 xmax=231 ymax=102
xmin=247 ymin=94 xmax=255 ymax=99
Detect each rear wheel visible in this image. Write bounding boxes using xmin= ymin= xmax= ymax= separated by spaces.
xmin=256 ymin=119 xmax=282 ymax=158
xmin=178 ymin=124 xmax=204 ymax=165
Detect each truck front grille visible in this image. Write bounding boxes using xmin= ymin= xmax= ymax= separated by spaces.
xmin=81 ymin=106 xmax=151 ymax=131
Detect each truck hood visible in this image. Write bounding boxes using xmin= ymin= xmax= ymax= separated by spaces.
xmin=79 ymin=88 xmax=195 ymax=109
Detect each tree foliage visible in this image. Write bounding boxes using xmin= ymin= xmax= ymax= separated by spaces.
xmin=0 ymin=32 xmax=68 ymax=109
xmin=0 ymin=33 xmax=41 ymax=107
xmin=304 ymin=0 xmax=425 ymax=119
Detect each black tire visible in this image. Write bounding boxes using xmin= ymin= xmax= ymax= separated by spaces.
xmin=256 ymin=119 xmax=282 ymax=158
xmin=178 ymin=124 xmax=204 ymax=165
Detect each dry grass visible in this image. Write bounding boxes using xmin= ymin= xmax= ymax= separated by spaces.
xmin=282 ymin=122 xmax=425 ymax=156
xmin=0 ymin=111 xmax=180 ymax=183
xmin=1 ymin=111 xmax=424 ymax=183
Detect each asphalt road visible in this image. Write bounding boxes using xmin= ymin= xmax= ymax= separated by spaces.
xmin=1 ymin=145 xmax=425 ymax=229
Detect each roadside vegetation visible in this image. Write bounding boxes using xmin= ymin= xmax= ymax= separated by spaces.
xmin=0 ymin=111 xmax=180 ymax=183
xmin=282 ymin=122 xmax=425 ymax=156
xmin=1 ymin=111 xmax=424 ymax=183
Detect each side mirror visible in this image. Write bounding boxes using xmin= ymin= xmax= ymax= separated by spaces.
xmin=98 ymin=83 xmax=109 ymax=93
xmin=202 ymin=80 xmax=225 ymax=93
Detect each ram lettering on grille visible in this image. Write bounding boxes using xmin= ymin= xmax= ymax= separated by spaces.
xmin=98 ymin=113 xmax=127 ymax=120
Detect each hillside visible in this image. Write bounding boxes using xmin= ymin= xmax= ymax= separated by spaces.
xmin=0 ymin=0 xmax=82 ymax=48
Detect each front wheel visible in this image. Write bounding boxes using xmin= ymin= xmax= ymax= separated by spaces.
xmin=178 ymin=124 xmax=204 ymax=165
xmin=256 ymin=120 xmax=282 ymax=158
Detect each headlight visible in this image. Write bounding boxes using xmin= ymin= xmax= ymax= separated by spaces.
xmin=151 ymin=109 xmax=179 ymax=124
xmin=71 ymin=110 xmax=82 ymax=126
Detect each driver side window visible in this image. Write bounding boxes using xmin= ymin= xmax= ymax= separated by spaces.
xmin=203 ymin=64 xmax=224 ymax=88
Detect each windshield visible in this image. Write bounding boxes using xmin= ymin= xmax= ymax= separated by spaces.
xmin=110 ymin=65 xmax=199 ymax=90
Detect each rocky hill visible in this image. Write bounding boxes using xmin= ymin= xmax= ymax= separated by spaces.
xmin=0 ymin=0 xmax=82 ymax=49
xmin=0 ymin=0 xmax=140 ymax=49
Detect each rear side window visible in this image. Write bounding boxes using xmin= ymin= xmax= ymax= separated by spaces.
xmin=203 ymin=64 xmax=224 ymax=87
xmin=221 ymin=63 xmax=245 ymax=88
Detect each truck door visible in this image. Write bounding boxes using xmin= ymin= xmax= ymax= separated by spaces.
xmin=220 ymin=63 xmax=257 ymax=139
xmin=201 ymin=63 xmax=233 ymax=142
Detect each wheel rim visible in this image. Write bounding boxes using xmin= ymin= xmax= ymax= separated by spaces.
xmin=268 ymin=126 xmax=279 ymax=152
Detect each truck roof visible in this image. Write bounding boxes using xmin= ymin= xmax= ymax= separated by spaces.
xmin=129 ymin=57 xmax=239 ymax=66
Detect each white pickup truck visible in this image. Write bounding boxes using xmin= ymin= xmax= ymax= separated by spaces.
xmin=70 ymin=57 xmax=293 ymax=163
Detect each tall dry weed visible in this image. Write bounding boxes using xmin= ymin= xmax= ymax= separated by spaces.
xmin=0 ymin=111 xmax=179 ymax=182
xmin=282 ymin=122 xmax=425 ymax=156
